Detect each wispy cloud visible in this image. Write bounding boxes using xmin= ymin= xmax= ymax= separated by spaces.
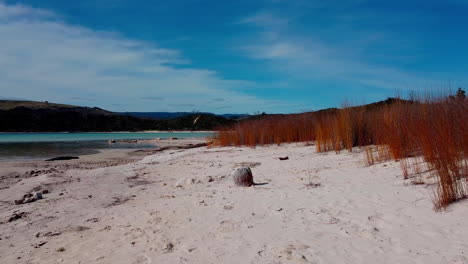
xmin=70 ymin=97 xmax=96 ymax=102
xmin=168 ymin=103 xmax=195 ymax=107
xmin=236 ymin=9 xmax=451 ymax=93
xmin=0 ymin=2 xmax=273 ymax=113
xmin=237 ymin=11 xmax=289 ymax=28
xmin=140 ymin=96 xmax=164 ymax=101
xmin=0 ymin=2 xmax=55 ymax=20
xmin=0 ymin=95 xmax=27 ymax=100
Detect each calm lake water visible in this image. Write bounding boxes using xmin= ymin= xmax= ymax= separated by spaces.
xmin=0 ymin=132 xmax=214 ymax=160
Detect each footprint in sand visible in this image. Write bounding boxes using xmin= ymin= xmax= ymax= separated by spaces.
xmin=217 ymin=220 xmax=238 ymax=233
xmin=216 ymin=220 xmax=243 ymax=239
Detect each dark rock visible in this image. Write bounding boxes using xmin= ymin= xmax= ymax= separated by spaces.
xmin=23 ymin=197 xmax=36 ymax=203
xmin=46 ymin=156 xmax=79 ymax=161
xmin=279 ymin=156 xmax=289 ymax=160
xmin=233 ymin=167 xmax=254 ymax=187
xmin=57 ymin=247 xmax=66 ymax=252
xmin=206 ymin=176 xmax=215 ymax=183
xmin=33 ymin=241 xmax=47 ymax=248
xmin=8 ymin=212 xmax=26 ymax=222
xmin=33 ymin=192 xmax=43 ymax=200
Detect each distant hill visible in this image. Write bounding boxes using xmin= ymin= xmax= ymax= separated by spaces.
xmin=0 ymin=100 xmax=85 ymax=111
xmin=0 ymin=98 xmax=411 ymax=132
xmin=0 ymin=100 xmax=235 ymax=132
xmin=121 ymin=112 xmax=250 ymax=120
xmin=234 ymin=98 xmax=412 ymax=123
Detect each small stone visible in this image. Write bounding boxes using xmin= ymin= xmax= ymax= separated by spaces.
xmin=206 ymin=176 xmax=215 ymax=183
xmin=33 ymin=192 xmax=43 ymax=200
xmin=188 ymin=248 xmax=196 ymax=253
xmin=42 ymin=190 xmax=49 ymax=194
xmin=56 ymin=247 xmax=66 ymax=252
xmin=163 ymin=242 xmax=174 ymax=253
xmin=223 ymin=205 xmax=234 ymax=210
xmin=34 ymin=241 xmax=47 ymax=248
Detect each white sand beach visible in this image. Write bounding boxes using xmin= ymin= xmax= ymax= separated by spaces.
xmin=1 ymin=143 xmax=467 ymax=264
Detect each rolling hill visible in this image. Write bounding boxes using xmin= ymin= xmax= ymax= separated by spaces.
xmin=0 ymin=100 xmax=235 ymax=132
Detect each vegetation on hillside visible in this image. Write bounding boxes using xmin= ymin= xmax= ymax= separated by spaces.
xmin=0 ymin=101 xmax=234 ymax=132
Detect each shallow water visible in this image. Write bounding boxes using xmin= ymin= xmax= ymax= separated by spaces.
xmin=0 ymin=132 xmax=213 ymax=160
xmin=0 ymin=132 xmax=214 ymax=143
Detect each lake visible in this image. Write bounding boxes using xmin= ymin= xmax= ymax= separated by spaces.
xmin=0 ymin=132 xmax=214 ymax=160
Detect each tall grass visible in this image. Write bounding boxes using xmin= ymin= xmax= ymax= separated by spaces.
xmin=214 ymin=93 xmax=467 ymax=209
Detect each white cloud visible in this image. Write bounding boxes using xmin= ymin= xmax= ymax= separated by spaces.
xmin=0 ymin=2 xmax=275 ymax=113
xmin=0 ymin=2 xmax=55 ymax=20
xmin=237 ymin=11 xmax=289 ymax=28
xmin=237 ymin=11 xmax=445 ymax=92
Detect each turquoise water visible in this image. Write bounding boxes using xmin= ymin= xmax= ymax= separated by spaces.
xmin=0 ymin=132 xmax=214 ymax=143
xmin=0 ymin=132 xmax=214 ymax=160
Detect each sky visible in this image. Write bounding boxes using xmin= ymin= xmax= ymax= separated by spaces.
xmin=0 ymin=0 xmax=467 ymax=113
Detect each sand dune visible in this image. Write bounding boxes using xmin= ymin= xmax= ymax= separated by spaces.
xmin=1 ymin=143 xmax=467 ymax=263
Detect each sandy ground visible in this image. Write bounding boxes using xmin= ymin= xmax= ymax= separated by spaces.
xmin=1 ymin=143 xmax=467 ymax=264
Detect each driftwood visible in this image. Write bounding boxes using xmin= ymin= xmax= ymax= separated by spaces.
xmin=233 ymin=167 xmax=254 ymax=187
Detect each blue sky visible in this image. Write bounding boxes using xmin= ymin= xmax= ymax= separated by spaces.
xmin=1 ymin=0 xmax=467 ymax=113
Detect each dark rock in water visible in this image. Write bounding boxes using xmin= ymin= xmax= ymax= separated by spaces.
xmin=46 ymin=156 xmax=79 ymax=161
xmin=233 ymin=167 xmax=254 ymax=187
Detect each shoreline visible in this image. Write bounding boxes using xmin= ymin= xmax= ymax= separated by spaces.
xmin=0 ymin=138 xmax=207 ymax=190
